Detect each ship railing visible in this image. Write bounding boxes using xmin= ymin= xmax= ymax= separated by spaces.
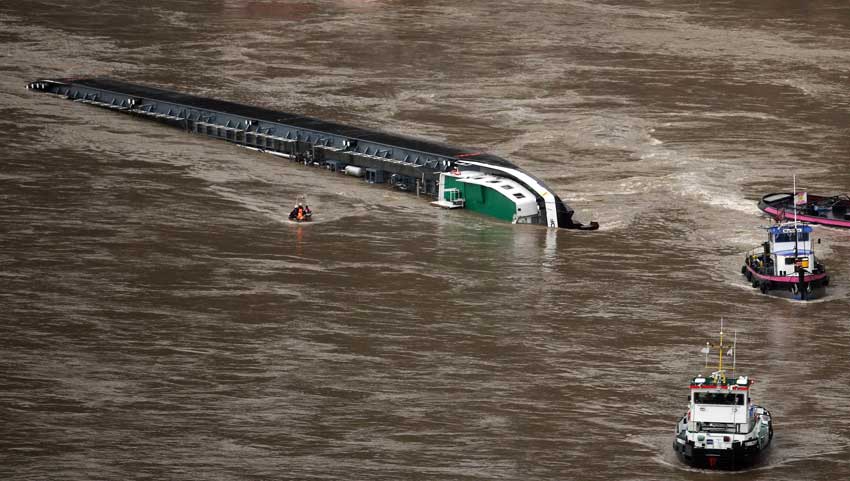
xmin=315 ymin=145 xmax=343 ymax=152
xmin=51 ymin=79 xmax=461 ymax=176
xmin=745 ymin=247 xmax=776 ymax=275
xmin=746 ymin=246 xmax=762 ymax=259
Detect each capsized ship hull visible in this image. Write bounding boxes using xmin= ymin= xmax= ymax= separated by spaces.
xmin=26 ymin=78 xmax=597 ymax=230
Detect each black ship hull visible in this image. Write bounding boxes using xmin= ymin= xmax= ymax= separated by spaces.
xmin=26 ymin=78 xmax=597 ymax=230
xmin=742 ymin=257 xmax=829 ymax=301
xmin=674 ymin=438 xmax=770 ymax=470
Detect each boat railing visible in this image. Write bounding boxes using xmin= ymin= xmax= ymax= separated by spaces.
xmin=745 ymin=247 xmax=776 ymax=276
xmin=748 ymin=247 xmax=826 ymax=277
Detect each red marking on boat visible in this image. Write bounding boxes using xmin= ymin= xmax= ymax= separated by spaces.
xmin=455 ymin=152 xmax=482 ymax=158
xmin=690 ymin=385 xmax=748 ymax=390
xmin=745 ymin=264 xmax=827 ymax=283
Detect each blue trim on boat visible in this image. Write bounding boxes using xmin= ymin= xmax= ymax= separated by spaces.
xmin=773 ymin=249 xmax=813 ymax=256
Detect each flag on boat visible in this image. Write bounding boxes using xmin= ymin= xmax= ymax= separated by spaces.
xmin=794 ymin=191 xmax=808 ymax=205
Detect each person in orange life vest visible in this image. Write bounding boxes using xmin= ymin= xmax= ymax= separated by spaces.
xmin=289 ymin=202 xmax=311 ymax=221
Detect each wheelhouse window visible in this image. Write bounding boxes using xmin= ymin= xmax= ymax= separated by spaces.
xmin=774 ymin=232 xmax=809 ymax=243
xmin=513 ymin=193 xmax=525 ymax=199
xmin=694 ymin=392 xmax=744 ymax=405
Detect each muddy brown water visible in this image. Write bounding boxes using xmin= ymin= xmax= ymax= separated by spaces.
xmin=2 ymin=1 xmax=850 ymax=480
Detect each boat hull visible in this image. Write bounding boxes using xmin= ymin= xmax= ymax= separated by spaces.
xmin=759 ymin=192 xmax=850 ymax=229
xmin=742 ymin=259 xmax=829 ymax=301
xmin=26 ymin=78 xmax=598 ymax=230
xmin=674 ymin=438 xmax=769 ymax=470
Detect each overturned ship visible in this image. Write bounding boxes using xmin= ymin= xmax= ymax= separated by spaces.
xmin=26 ymin=78 xmax=598 ymax=230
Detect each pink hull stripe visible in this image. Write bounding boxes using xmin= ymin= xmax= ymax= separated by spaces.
xmin=764 ymin=206 xmax=850 ymax=228
xmin=745 ymin=264 xmax=827 ymax=283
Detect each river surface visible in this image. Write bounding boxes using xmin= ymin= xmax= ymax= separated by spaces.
xmin=2 ymin=1 xmax=850 ymax=480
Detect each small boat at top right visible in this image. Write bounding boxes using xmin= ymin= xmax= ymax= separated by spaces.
xmin=759 ymin=192 xmax=850 ymax=229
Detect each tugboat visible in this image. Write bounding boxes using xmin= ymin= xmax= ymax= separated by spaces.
xmin=288 ymin=195 xmax=313 ymax=223
xmin=741 ymin=221 xmax=829 ymax=301
xmin=760 ymin=192 xmax=850 ymax=229
xmin=674 ymin=324 xmax=773 ymax=470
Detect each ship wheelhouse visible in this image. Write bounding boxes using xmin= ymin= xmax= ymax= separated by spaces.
xmin=767 ymin=224 xmax=816 ymax=277
xmin=688 ymin=374 xmax=754 ymax=440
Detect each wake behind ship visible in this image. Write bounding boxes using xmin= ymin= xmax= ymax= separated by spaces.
xmin=26 ymin=78 xmax=598 ymax=230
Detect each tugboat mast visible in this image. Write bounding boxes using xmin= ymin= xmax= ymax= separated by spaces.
xmin=731 ymin=330 xmax=737 ymax=378
xmin=793 ymin=175 xmax=807 ymax=295
xmin=717 ymin=319 xmax=724 ymax=380
xmin=703 ymin=318 xmax=728 ymax=382
xmin=794 ymin=174 xmax=799 ymax=259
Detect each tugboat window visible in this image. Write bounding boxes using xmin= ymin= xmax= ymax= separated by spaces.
xmin=694 ymin=393 xmax=744 ymax=405
xmin=775 ymin=232 xmax=809 ymax=242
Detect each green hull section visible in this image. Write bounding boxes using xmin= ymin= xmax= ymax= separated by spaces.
xmin=444 ymin=176 xmax=517 ymax=222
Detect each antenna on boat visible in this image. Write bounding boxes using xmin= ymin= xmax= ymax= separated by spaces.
xmin=731 ymin=330 xmax=737 ymax=377
xmin=794 ymin=174 xmax=800 ymax=255
xmin=718 ymin=318 xmax=724 ymax=379
xmin=699 ymin=319 xmax=731 ymax=383
xmin=793 ymin=175 xmax=803 ymax=296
